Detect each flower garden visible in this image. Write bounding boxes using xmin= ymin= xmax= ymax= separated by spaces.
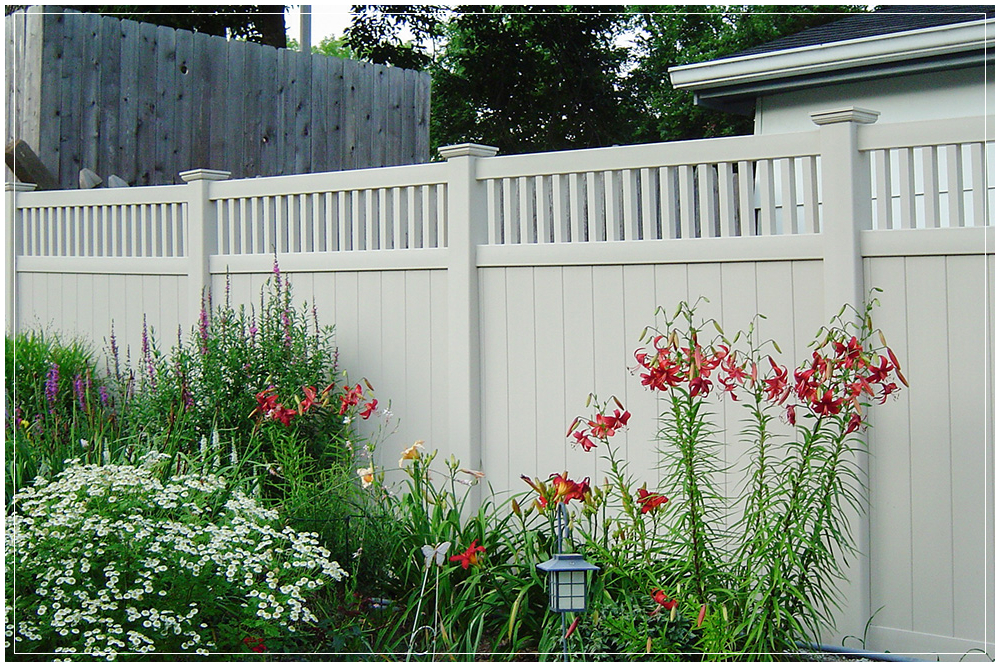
xmin=5 ymin=261 xmax=907 ymax=661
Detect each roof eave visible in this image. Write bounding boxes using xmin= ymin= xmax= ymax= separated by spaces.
xmin=668 ymin=18 xmax=994 ymax=102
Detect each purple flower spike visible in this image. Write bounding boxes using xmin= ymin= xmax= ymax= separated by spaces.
xmin=45 ymin=363 xmax=60 ymax=412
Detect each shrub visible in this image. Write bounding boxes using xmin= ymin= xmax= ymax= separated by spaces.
xmin=6 ymin=454 xmax=347 ymax=660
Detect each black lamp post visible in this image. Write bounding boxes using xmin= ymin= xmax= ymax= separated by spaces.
xmin=536 ymin=502 xmax=599 ymax=660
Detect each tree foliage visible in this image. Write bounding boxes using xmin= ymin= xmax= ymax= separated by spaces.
xmin=628 ymin=5 xmax=867 ymax=140
xmin=345 ymin=5 xmax=868 ymax=154
xmin=52 ymin=5 xmax=288 ymax=48
xmin=431 ymin=6 xmax=641 ymax=155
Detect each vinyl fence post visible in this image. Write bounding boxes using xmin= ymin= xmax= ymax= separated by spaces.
xmin=180 ymin=169 xmax=229 ymax=330
xmin=811 ymin=106 xmax=879 ymax=648
xmin=5 ymin=182 xmax=37 ymax=335
xmin=439 ymin=143 xmax=499 ymax=506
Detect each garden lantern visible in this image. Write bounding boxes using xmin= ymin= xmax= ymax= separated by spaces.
xmin=536 ymin=502 xmax=599 ymax=660
xmin=536 ymin=552 xmax=599 ymax=613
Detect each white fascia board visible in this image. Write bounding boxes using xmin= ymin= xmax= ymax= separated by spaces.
xmin=668 ymin=19 xmax=994 ymax=92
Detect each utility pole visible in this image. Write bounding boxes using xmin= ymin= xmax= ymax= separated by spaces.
xmin=299 ymin=5 xmax=311 ymax=53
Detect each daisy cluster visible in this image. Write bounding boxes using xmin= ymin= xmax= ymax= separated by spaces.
xmin=6 ymin=454 xmax=347 ymax=660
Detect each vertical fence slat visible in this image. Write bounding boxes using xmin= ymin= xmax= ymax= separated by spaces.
xmin=780 ymin=157 xmax=797 ymax=235
xmin=502 ymin=177 xmax=515 ymax=244
xmin=624 ymin=169 xmax=639 ymax=241
xmin=970 ymin=142 xmax=986 ymax=227
xmin=552 ymin=174 xmax=566 ymax=243
xmin=899 ymin=147 xmax=917 ymax=229
xmin=718 ymin=162 xmax=736 ymax=237
xmin=697 ymin=163 xmax=714 ymax=238
xmin=661 ymin=166 xmax=678 ymax=240
xmin=519 ymin=176 xmax=531 ymax=244
xmin=535 ymin=175 xmax=547 ymax=243
xmin=678 ymin=165 xmax=695 ymax=239
xmin=486 ymin=180 xmax=499 ymax=244
xmin=391 ymin=188 xmax=402 ymax=250
xmin=922 ymin=146 xmax=941 ymax=228
xmin=421 ymin=185 xmax=432 ymax=248
xmin=802 ymin=156 xmax=820 ymax=234
xmin=737 ymin=160 xmax=754 ymax=236
xmin=406 ymin=186 xmax=418 ymax=248
xmin=586 ymin=171 xmax=600 ymax=242
xmin=569 ymin=172 xmax=584 ymax=242
xmin=945 ymin=144 xmax=965 ymax=228
xmin=759 ymin=160 xmax=776 ymax=236
xmin=873 ymin=149 xmax=893 ymax=230
xmin=437 ymin=183 xmax=447 ymax=247
xmin=602 ymin=170 xmax=616 ymax=241
xmin=640 ymin=168 xmax=655 ymax=241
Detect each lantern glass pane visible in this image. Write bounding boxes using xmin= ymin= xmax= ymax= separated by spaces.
xmin=552 ymin=570 xmax=588 ymax=612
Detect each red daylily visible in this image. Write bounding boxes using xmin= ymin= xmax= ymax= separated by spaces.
xmin=636 ymin=487 xmax=668 ymax=514
xmin=360 ymin=399 xmax=378 ymax=420
xmin=652 ymin=589 xmax=678 ymax=611
xmin=449 ymin=540 xmax=486 ymax=569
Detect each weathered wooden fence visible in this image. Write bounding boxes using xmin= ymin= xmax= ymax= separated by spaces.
xmin=6 ymin=109 xmax=995 ymax=660
xmin=5 ymin=6 xmax=431 ymax=189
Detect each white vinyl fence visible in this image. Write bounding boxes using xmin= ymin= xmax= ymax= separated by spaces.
xmin=6 ymin=108 xmax=995 ymax=660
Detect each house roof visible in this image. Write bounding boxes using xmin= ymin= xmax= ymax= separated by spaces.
xmin=733 ymin=6 xmax=995 ymax=58
xmin=668 ymin=6 xmax=995 ymax=116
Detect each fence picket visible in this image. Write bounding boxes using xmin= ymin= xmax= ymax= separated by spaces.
xmin=922 ymin=146 xmax=941 ymax=228
xmin=945 ymin=144 xmax=965 ymax=228
xmin=898 ymin=147 xmax=917 ymax=229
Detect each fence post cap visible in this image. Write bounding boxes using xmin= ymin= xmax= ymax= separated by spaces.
xmin=438 ymin=143 xmax=499 ymax=160
xmin=5 ymin=182 xmax=37 ymax=192
xmin=810 ymin=107 xmax=880 ymax=126
xmin=180 ymin=169 xmax=231 ymax=182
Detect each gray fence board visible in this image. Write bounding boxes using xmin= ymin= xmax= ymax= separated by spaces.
xmin=7 ymin=7 xmax=431 ymax=189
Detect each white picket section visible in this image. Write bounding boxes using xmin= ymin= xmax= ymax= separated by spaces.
xmin=7 ymin=112 xmax=996 ymax=660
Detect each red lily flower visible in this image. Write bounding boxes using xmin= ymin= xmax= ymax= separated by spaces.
xmin=339 ymin=383 xmax=364 ymax=415
xmin=449 ymin=540 xmax=486 ymax=569
xmin=652 ymin=589 xmax=678 ymax=610
xmin=763 ymin=358 xmax=789 ymax=403
xmin=785 ymin=404 xmax=797 ymax=426
xmin=866 ymin=355 xmax=894 ymax=384
xmin=360 ymin=399 xmax=378 ymax=419
xmin=794 ymin=367 xmax=819 ymax=402
xmin=572 ymin=430 xmax=597 ymax=452
xmin=877 ymin=382 xmax=899 ymax=404
xmin=833 ymin=336 xmax=865 ymax=369
xmin=845 ymin=412 xmax=863 ymax=434
xmin=689 ymin=375 xmax=713 ymax=397
xmin=811 ymin=389 xmax=844 ymax=417
xmin=636 ymin=487 xmax=668 ymax=514
xmin=564 ymin=616 xmax=580 ymax=639
xmin=299 ymin=385 xmax=317 ymax=414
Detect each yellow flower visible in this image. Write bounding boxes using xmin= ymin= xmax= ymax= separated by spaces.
xmin=398 ymin=440 xmax=424 ymax=467
xmin=357 ymin=467 xmax=374 ymax=488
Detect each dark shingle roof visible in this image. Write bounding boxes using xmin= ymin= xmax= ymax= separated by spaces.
xmin=732 ymin=5 xmax=994 ymax=58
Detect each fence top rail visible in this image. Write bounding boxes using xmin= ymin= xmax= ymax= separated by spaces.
xmin=14 ymin=183 xmax=189 ymax=208
xmin=858 ymin=114 xmax=995 ymax=151
xmin=475 ymin=130 xmax=822 ymax=180
xmin=209 ymin=161 xmax=450 ymax=200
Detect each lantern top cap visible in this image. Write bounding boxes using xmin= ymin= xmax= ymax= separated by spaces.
xmin=536 ymin=553 xmax=600 ymax=573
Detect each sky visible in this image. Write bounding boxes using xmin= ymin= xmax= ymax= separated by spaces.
xmin=285 ymin=5 xmax=355 ymax=48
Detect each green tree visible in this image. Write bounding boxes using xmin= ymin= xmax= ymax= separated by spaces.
xmin=344 ymin=4 xmax=448 ymax=70
xmin=430 ymin=6 xmax=640 ymax=155
xmin=628 ymin=5 xmax=867 ymax=140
